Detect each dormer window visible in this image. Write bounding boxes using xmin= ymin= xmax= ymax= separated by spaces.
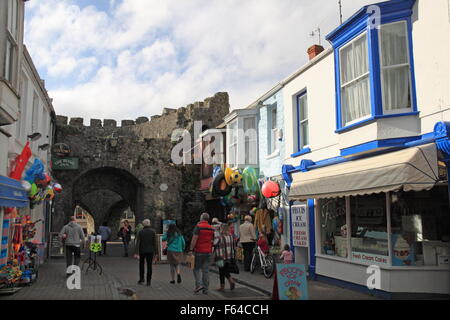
xmin=327 ymin=0 xmax=418 ymax=133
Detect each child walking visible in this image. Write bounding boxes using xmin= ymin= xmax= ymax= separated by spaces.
xmin=280 ymin=244 xmax=294 ymax=264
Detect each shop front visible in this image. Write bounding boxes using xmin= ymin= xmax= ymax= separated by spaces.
xmin=287 ymin=140 xmax=450 ymax=295
xmin=0 ymin=175 xmax=32 ymax=291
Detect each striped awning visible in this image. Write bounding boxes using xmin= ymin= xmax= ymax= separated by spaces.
xmin=289 ymin=143 xmax=439 ymax=200
xmin=0 ymin=175 xmax=29 ymax=208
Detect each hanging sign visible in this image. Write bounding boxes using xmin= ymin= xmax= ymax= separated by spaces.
xmin=52 ymin=157 xmax=79 ymax=170
xmin=291 ymin=204 xmax=308 ymax=247
xmin=272 ymin=264 xmax=309 ymax=300
xmin=52 ymin=143 xmax=71 ymax=157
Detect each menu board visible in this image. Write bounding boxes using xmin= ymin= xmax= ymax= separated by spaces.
xmin=49 ymin=232 xmax=64 ymax=257
xmin=291 ymin=205 xmax=308 ymax=247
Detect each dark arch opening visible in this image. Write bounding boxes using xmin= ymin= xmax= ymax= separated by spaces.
xmin=70 ymin=167 xmax=143 ymax=232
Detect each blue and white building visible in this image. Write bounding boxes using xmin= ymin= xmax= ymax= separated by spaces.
xmin=279 ymin=0 xmax=450 ymax=296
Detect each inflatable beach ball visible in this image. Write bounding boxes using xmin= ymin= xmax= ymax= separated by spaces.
xmin=261 ymin=180 xmax=281 ymax=198
xmin=230 ymin=170 xmax=243 ymax=185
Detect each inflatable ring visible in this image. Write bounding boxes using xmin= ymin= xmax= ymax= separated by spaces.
xmin=212 ymin=173 xmax=232 ymax=197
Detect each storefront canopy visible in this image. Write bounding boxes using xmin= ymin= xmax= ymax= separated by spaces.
xmin=0 ymin=175 xmax=29 ymax=208
xmin=289 ymin=143 xmax=440 ymax=200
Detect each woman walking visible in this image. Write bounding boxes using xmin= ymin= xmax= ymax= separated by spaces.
xmin=239 ymin=215 xmax=257 ymax=271
xmin=214 ymin=224 xmax=236 ymax=291
xmin=162 ymin=223 xmax=185 ymax=284
xmin=118 ymin=220 xmax=133 ymax=257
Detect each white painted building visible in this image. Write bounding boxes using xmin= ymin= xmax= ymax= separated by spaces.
xmin=0 ymin=0 xmax=55 ymax=265
xmin=279 ymin=0 xmax=450 ymax=296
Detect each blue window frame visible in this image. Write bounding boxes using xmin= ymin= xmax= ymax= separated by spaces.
xmin=291 ymin=91 xmax=311 ymax=158
xmin=326 ymin=0 xmax=418 ymax=133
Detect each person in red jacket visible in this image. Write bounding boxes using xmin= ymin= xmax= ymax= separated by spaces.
xmin=189 ymin=212 xmax=215 ymax=294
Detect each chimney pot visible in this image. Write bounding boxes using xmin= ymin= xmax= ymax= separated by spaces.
xmin=307 ymin=44 xmax=325 ymax=60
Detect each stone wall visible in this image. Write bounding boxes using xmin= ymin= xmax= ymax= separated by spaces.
xmin=52 ymin=92 xmax=230 ymax=234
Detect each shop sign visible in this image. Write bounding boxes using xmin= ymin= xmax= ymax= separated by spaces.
xmin=52 ymin=143 xmax=71 ymax=157
xmin=272 ymin=264 xmax=309 ymax=300
xmin=291 ymin=204 xmax=308 ymax=247
xmin=52 ymin=157 xmax=79 ymax=170
xmin=351 ymin=251 xmax=389 ymax=266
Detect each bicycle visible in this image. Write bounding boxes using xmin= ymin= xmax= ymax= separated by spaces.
xmin=250 ymin=245 xmax=274 ymax=278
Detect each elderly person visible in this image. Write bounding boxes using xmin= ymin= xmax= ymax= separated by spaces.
xmin=189 ymin=212 xmax=215 ymax=294
xmin=239 ymin=215 xmax=257 ymax=272
xmin=134 ymin=219 xmax=157 ymax=286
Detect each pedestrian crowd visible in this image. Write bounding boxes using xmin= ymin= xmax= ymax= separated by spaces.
xmin=59 ymin=211 xmax=292 ymax=294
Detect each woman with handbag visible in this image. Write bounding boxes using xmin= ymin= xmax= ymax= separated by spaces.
xmin=214 ymin=224 xmax=237 ymax=291
xmin=162 ymin=223 xmax=185 ymax=284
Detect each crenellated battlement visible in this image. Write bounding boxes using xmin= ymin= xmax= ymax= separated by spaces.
xmin=56 ymin=92 xmax=229 ymax=129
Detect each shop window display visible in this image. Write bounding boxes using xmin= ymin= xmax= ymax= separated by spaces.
xmin=350 ymin=193 xmax=389 ymax=265
xmin=320 ymin=198 xmax=347 ymax=258
xmin=391 ymin=186 xmax=450 ymax=267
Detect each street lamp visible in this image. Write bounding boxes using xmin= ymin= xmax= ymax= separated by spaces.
xmin=38 ymin=143 xmax=50 ymax=151
xmin=27 ymin=132 xmax=42 ymax=141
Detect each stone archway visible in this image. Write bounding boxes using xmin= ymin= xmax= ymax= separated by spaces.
xmin=53 ymin=166 xmax=144 ymax=232
xmin=72 ymin=167 xmax=143 ymax=230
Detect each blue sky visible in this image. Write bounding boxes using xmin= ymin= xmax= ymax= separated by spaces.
xmin=23 ymin=0 xmax=375 ymax=121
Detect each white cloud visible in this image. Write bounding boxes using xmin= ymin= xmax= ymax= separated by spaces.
xmin=24 ymin=0 xmax=376 ymax=121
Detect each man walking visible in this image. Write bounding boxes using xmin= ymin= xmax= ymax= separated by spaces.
xmin=189 ymin=212 xmax=214 ymax=294
xmin=59 ymin=216 xmax=85 ymax=276
xmin=98 ymin=222 xmax=111 ymax=256
xmin=134 ymin=219 xmax=156 ymax=286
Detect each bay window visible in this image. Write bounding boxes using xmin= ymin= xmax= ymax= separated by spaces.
xmin=243 ymin=117 xmax=257 ymax=165
xmin=225 ymin=110 xmax=258 ymax=168
xmin=326 ymin=0 xmax=418 ymax=132
xmin=227 ymin=121 xmax=237 ymax=168
xmin=7 ymin=0 xmax=18 ymax=40
xmin=4 ymin=39 xmax=15 ymax=82
xmin=340 ymin=33 xmax=371 ymax=126
xmin=380 ymin=21 xmax=412 ymax=114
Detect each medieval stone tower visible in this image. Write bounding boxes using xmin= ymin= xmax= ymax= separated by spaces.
xmin=52 ymin=92 xmax=229 ymax=235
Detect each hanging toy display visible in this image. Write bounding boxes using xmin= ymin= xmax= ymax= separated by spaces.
xmin=242 ymin=166 xmax=259 ymax=194
xmin=230 ymin=170 xmax=243 ymax=186
xmin=212 ymin=166 xmax=222 ymax=178
xmin=52 ymin=183 xmax=63 ymax=193
xmin=224 ymin=167 xmax=234 ymax=185
xmin=21 ymin=180 xmax=32 ymax=192
xmin=35 ymin=173 xmax=51 ymax=188
xmin=261 ymin=180 xmax=281 ymax=198
xmin=211 ymin=172 xmax=232 ymax=197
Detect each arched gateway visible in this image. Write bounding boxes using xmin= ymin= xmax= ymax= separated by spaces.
xmin=51 ymin=93 xmax=230 ymax=234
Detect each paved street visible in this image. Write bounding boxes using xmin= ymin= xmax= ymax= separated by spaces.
xmin=0 ymin=242 xmax=378 ymax=300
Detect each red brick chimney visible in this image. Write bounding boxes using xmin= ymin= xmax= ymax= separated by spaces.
xmin=307 ymin=44 xmax=325 ymax=60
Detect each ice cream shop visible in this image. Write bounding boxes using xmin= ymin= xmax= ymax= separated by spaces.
xmin=279 ymin=0 xmax=450 ymax=297
xmin=285 ymin=132 xmax=450 ymax=296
